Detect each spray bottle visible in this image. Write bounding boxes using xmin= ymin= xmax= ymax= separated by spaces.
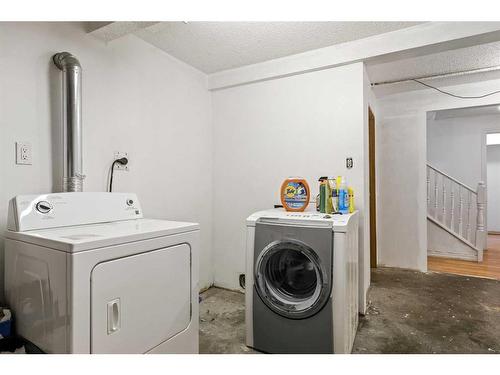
xmin=318 ymin=177 xmax=328 ymax=213
xmin=327 ymin=178 xmax=335 ymax=214
xmin=332 ymin=177 xmax=339 ymax=213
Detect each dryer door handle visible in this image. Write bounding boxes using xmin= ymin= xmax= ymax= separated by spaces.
xmin=107 ymin=298 xmax=121 ymax=334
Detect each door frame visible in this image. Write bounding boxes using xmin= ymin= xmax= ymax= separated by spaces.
xmin=369 ymin=107 xmax=377 ymax=268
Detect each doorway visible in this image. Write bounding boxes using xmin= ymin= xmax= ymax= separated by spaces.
xmin=369 ymin=107 xmax=377 ymax=268
xmin=426 ymin=105 xmax=500 ymax=280
xmin=487 ymin=132 xmax=500 ymax=235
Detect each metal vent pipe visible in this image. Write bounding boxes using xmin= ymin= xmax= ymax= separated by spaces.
xmin=53 ymin=52 xmax=85 ymax=192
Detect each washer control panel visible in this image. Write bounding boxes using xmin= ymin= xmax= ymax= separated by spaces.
xmin=285 ymin=213 xmax=335 ymax=220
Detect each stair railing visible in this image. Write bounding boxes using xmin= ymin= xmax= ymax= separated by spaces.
xmin=426 ymin=164 xmax=486 ymax=251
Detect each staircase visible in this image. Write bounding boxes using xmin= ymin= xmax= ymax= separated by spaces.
xmin=427 ymin=164 xmax=487 ymax=262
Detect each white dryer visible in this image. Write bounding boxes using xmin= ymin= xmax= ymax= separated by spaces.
xmin=4 ymin=192 xmax=199 ymax=354
xmin=245 ymin=208 xmax=358 ymax=354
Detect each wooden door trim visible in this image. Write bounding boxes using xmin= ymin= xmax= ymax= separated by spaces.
xmin=369 ymin=107 xmax=377 ymax=268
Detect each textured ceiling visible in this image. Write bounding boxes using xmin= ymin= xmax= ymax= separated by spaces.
xmin=132 ymin=22 xmax=422 ymax=73
xmin=88 ymin=21 xmax=158 ymax=41
xmin=88 ymin=21 xmax=500 ymax=95
xmin=433 ymin=105 xmax=500 ymax=120
xmin=368 ymin=40 xmax=500 ymax=96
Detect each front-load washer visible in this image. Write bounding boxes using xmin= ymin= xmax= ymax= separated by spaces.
xmin=245 ymin=209 xmax=359 ymax=354
xmin=4 ymin=192 xmax=199 ymax=354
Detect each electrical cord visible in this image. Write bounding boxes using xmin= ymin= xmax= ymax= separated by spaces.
xmin=108 ymin=157 xmax=128 ymax=192
xmin=412 ymin=79 xmax=500 ymax=99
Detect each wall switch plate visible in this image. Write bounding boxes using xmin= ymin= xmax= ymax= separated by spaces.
xmin=16 ymin=142 xmax=32 ymax=165
xmin=114 ymin=151 xmax=129 ymax=171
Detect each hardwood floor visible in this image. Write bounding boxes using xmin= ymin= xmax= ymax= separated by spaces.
xmin=428 ymin=234 xmax=500 ymax=280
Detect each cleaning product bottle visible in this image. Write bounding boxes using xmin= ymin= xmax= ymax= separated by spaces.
xmin=280 ymin=177 xmax=310 ymax=212
xmin=326 ymin=179 xmax=334 ymax=214
xmin=318 ymin=177 xmax=328 ymax=213
xmin=348 ymin=187 xmax=355 ymax=213
xmin=331 ymin=178 xmax=339 ymax=213
xmin=338 ymin=176 xmax=349 ymax=214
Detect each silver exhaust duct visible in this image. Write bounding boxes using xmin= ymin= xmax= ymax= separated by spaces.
xmin=53 ymin=52 xmax=85 ymax=192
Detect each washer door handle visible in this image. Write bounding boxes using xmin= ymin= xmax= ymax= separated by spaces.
xmin=107 ymin=298 xmax=121 ymax=334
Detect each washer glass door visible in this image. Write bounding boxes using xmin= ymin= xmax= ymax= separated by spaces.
xmin=255 ymin=239 xmax=330 ymax=319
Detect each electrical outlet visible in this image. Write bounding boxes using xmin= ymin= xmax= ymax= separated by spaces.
xmin=114 ymin=151 xmax=129 ymax=171
xmin=346 ymin=157 xmax=353 ymax=169
xmin=239 ymin=274 xmax=246 ymax=290
xmin=16 ymin=142 xmax=32 ymax=165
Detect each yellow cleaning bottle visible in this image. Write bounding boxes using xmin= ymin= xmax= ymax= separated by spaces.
xmin=348 ymin=187 xmax=355 ymax=213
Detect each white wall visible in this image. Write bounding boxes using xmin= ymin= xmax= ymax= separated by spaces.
xmin=0 ymin=22 xmax=214 ymax=302
xmin=487 ymin=145 xmax=500 ymax=232
xmin=376 ymin=78 xmax=500 ymax=271
xmin=211 ymin=62 xmax=371 ymax=312
xmin=427 ymin=113 xmax=500 ymax=188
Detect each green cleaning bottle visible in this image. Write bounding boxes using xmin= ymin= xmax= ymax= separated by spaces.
xmin=318 ymin=177 xmax=328 ymax=213
xmin=326 ymin=179 xmax=334 ymax=214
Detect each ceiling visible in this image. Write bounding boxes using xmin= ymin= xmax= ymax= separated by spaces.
xmin=89 ymin=21 xmax=500 ymax=95
xmin=367 ymin=39 xmax=500 ymax=96
xmin=432 ymin=104 xmax=500 ymax=120
xmin=119 ymin=22 xmax=422 ymax=73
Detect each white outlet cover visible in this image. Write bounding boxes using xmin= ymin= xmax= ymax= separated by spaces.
xmin=114 ymin=151 xmax=129 ymax=171
xmin=16 ymin=142 xmax=32 ymax=165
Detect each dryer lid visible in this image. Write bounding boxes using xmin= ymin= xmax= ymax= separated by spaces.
xmin=5 ymin=218 xmax=199 ymax=253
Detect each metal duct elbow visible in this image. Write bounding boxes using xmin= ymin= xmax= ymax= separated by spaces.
xmin=53 ymin=52 xmax=84 ymax=192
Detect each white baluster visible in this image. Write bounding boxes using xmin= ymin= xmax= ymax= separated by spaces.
xmin=476 ymin=181 xmax=487 ymax=253
xmin=427 ymin=167 xmax=431 ymax=209
xmin=442 ymin=177 xmax=447 ymax=225
xmin=450 ymin=184 xmax=455 ymax=232
xmin=434 ymin=172 xmax=439 ymax=219
xmin=458 ymin=186 xmax=463 ymax=237
xmin=466 ymin=191 xmax=472 ymax=241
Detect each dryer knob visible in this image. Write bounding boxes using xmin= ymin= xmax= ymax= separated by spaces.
xmin=35 ymin=201 xmax=53 ymax=214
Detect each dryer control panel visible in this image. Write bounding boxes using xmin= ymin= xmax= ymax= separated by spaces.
xmin=7 ymin=192 xmax=143 ymax=232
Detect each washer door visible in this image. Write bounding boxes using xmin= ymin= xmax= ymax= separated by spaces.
xmin=254 ymin=239 xmax=330 ymax=319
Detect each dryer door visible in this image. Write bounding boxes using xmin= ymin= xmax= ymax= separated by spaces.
xmin=254 ymin=233 xmax=331 ymax=319
xmin=90 ymin=244 xmax=191 ymax=353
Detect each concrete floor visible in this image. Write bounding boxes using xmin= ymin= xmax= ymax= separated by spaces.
xmin=199 ymin=286 xmax=256 ymax=354
xmin=199 ymin=268 xmax=500 ymax=354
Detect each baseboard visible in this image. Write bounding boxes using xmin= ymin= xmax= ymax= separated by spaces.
xmin=212 ymin=285 xmax=245 ymax=295
xmin=428 ymin=250 xmax=477 ymax=262
xmin=199 ymin=285 xmax=213 ymax=294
